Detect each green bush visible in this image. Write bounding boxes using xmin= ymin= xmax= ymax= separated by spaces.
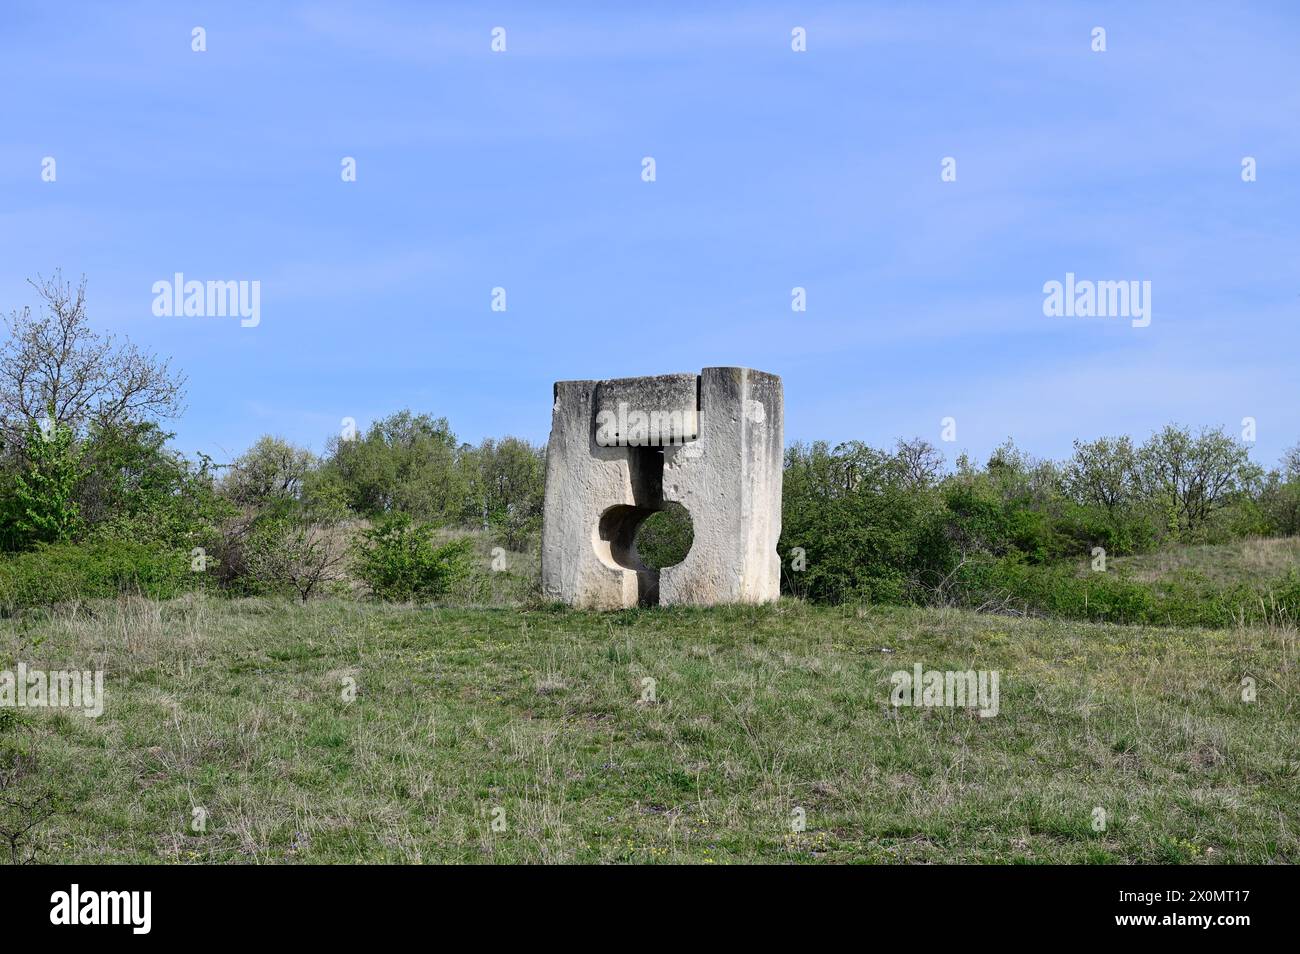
xmin=0 ymin=540 xmax=198 ymax=614
xmin=77 ymin=422 xmax=230 ymax=551
xmin=353 ymin=514 xmax=475 ymax=602
xmin=634 ymin=503 xmax=694 ymax=570
xmin=779 ymin=441 xmax=944 ymax=604
xmin=4 ymin=418 xmax=86 ymax=549
xmin=1049 ymin=502 xmax=1158 ymax=560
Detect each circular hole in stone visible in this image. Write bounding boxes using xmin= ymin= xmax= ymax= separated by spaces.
xmin=633 ymin=501 xmax=694 ymax=570
xmin=596 ymin=504 xmax=655 ymax=571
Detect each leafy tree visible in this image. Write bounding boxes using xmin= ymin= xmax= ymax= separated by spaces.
xmin=461 ymin=436 xmax=545 ymax=549
xmin=1135 ymin=425 xmax=1261 ymax=538
xmin=1059 ymin=435 xmax=1157 ymax=551
xmin=322 ymin=411 xmax=466 ymax=520
xmin=1064 ymin=436 xmax=1138 ymax=521
xmin=1259 ymin=467 xmax=1300 ymax=537
xmin=7 ymin=417 xmax=86 ymax=548
xmin=222 ymin=436 xmax=316 ymax=507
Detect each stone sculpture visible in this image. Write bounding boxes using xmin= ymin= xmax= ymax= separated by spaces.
xmin=541 ymin=367 xmax=783 ymax=608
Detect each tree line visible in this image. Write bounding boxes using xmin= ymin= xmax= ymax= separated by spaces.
xmin=778 ymin=431 xmax=1297 ymax=610
xmin=2 ymin=274 xmax=1298 ymax=621
xmin=0 ymin=274 xmax=544 ymax=605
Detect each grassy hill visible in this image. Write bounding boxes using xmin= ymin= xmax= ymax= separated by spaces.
xmin=1 ymin=595 xmax=1295 ymax=863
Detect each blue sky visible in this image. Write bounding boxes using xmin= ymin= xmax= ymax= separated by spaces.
xmin=2 ymin=1 xmax=1297 ymax=469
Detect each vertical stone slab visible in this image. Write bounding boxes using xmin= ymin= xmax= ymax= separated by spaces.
xmin=659 ymin=368 xmax=783 ymax=605
xmin=540 ymin=379 xmax=640 ymax=610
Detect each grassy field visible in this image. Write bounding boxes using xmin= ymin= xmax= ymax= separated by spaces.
xmin=1 ymin=594 xmax=1296 ymax=864
xmin=1108 ymin=536 xmax=1300 ymax=586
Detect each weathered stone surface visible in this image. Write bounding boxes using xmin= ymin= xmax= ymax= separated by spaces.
xmin=541 ymin=367 xmax=783 ymax=609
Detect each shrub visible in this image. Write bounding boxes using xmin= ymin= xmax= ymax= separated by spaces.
xmin=949 ymin=555 xmax=1157 ymax=622
xmin=243 ymin=509 xmax=351 ymax=603
xmin=5 ymin=419 xmax=85 ymax=549
xmin=0 ymin=540 xmax=197 ymax=614
xmin=353 ymin=513 xmax=474 ymax=601
xmin=76 ymin=422 xmax=226 ymax=545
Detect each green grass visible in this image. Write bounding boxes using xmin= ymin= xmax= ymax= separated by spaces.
xmin=961 ymin=535 xmax=1300 ymax=629
xmin=1 ymin=595 xmax=1296 ymax=864
xmin=1108 ymin=536 xmax=1300 ymax=586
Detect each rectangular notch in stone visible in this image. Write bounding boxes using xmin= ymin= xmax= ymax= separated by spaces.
xmin=593 ymin=373 xmax=700 ymax=447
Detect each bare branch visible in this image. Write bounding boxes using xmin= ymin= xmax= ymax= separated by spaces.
xmin=1 ymin=271 xmax=186 ymax=447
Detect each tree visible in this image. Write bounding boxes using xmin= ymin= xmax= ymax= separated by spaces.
xmin=1260 ymin=444 xmax=1300 ymax=537
xmin=74 ymin=421 xmax=228 ymax=552
xmin=1281 ymin=443 xmax=1300 ymax=482
xmin=893 ymin=438 xmax=945 ymax=490
xmin=7 ymin=417 xmax=86 ymax=548
xmin=1259 ymin=470 xmax=1300 ymax=537
xmin=222 ymin=436 xmax=316 ymax=507
xmin=983 ymin=439 xmax=1062 ymax=509
xmin=461 ymin=436 xmax=545 ymax=549
xmin=1 ymin=272 xmax=185 ymax=445
xmin=321 ymin=411 xmax=466 ymax=520
xmin=1064 ymin=436 xmax=1138 ymax=522
xmin=1135 ymin=425 xmax=1261 ymax=537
